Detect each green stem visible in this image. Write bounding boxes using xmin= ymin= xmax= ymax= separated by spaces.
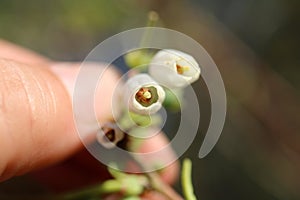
xmin=129 ymin=154 xmax=183 ymax=200
xmin=181 ymin=158 xmax=197 ymax=200
xmin=147 ymin=172 xmax=183 ymax=200
xmin=139 ymin=11 xmax=159 ymax=47
xmin=62 ymin=180 xmax=122 ymax=200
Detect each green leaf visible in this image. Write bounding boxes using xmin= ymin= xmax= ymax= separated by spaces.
xmin=181 ymin=158 xmax=197 ymax=200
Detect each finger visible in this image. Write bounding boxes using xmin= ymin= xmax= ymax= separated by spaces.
xmin=32 ymin=149 xmax=111 ymax=192
xmin=31 ymin=133 xmax=178 ymax=192
xmin=137 ymin=132 xmax=179 ymax=185
xmin=0 ymin=59 xmax=120 ymax=181
xmin=50 ymin=62 xmax=118 ymax=126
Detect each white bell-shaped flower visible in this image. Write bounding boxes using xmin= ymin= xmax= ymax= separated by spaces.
xmin=96 ymin=122 xmax=124 ymax=149
xmin=149 ymin=49 xmax=200 ymax=88
xmin=124 ymin=74 xmax=165 ymax=115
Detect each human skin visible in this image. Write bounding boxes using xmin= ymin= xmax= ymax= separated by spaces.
xmin=0 ymin=40 xmax=178 ymax=192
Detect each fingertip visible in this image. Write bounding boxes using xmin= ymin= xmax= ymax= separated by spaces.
xmin=0 ymin=60 xmax=121 ymax=181
xmin=0 ymin=59 xmax=81 ymax=181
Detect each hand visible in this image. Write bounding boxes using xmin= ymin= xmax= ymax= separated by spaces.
xmin=0 ymin=39 xmax=178 ymax=194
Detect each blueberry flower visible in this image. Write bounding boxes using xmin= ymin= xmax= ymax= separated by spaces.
xmin=124 ymin=74 xmax=165 ymax=115
xmin=97 ymin=122 xmax=124 ymax=149
xmin=149 ymin=49 xmax=200 ymax=88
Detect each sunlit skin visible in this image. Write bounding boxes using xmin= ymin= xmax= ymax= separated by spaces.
xmin=0 ymin=40 xmax=179 ymax=194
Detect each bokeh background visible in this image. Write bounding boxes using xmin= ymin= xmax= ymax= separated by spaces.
xmin=0 ymin=0 xmax=299 ymax=199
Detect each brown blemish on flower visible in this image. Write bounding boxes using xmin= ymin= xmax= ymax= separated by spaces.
xmin=176 ymin=64 xmax=189 ymax=75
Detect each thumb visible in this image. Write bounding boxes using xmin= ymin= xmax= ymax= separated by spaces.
xmin=0 ymin=59 xmax=120 ymax=181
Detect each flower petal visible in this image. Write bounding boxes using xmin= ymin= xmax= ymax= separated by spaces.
xmin=149 ymin=49 xmax=200 ymax=88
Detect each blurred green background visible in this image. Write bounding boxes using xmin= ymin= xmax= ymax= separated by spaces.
xmin=0 ymin=0 xmax=299 ymax=199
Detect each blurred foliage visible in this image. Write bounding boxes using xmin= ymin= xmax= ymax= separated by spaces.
xmin=192 ymin=0 xmax=300 ymax=88
xmin=0 ymin=0 xmax=299 ymax=200
xmin=0 ymin=0 xmax=149 ymax=60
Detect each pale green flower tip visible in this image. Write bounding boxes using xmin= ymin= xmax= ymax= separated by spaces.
xmin=124 ymin=50 xmax=153 ymax=69
xmin=99 ymin=179 xmax=122 ymax=193
xmin=122 ymin=176 xmax=145 ymax=196
xmin=129 ymin=112 xmax=152 ymax=127
xmin=107 ymin=165 xmax=148 ymax=196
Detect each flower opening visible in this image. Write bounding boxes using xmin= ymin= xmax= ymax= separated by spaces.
xmin=97 ymin=123 xmax=124 ymax=149
xmin=124 ymin=74 xmax=165 ymax=115
xmin=135 ymin=86 xmax=158 ymax=107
